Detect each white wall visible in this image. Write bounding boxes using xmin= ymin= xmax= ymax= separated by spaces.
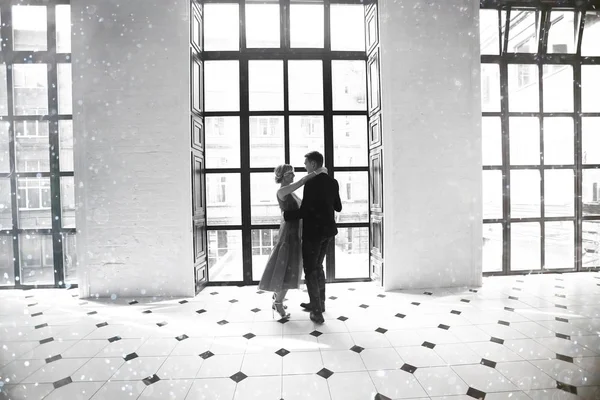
xmin=72 ymin=0 xmax=194 ymax=297
xmin=379 ymin=0 xmax=483 ymax=290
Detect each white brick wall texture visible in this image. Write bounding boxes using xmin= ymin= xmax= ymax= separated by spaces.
xmin=71 ymin=0 xmax=195 ymax=298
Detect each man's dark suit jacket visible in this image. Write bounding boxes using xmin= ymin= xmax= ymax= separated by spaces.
xmin=284 ymin=173 xmax=342 ymax=239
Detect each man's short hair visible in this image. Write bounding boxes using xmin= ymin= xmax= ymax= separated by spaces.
xmin=304 ymin=151 xmax=324 ymax=168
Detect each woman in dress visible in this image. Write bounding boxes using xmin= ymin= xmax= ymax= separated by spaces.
xmin=259 ymin=163 xmax=326 ymax=319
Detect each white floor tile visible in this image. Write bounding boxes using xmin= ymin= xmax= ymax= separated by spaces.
xmin=44 ymin=381 xmax=104 ymax=400
xmin=433 ymin=343 xmax=482 ymax=365
xmin=395 ymin=346 xmax=447 ymax=368
xmin=369 ymin=369 xmax=428 ymax=399
xmin=185 ymin=378 xmax=236 ymax=400
xmin=157 ymin=356 xmax=203 ymax=379
xmin=196 ymin=354 xmax=244 ymax=378
xmin=413 ymin=366 xmax=469 ymax=397
xmin=72 ymin=357 xmax=124 ymax=382
xmin=139 ymin=379 xmax=193 ymax=400
xmin=233 ymin=375 xmax=281 ymax=400
xmin=136 ymin=338 xmax=179 ymax=357
xmin=317 ymin=333 xmax=355 ymax=351
xmin=282 ymin=351 xmax=323 ymax=375
xmin=360 ymin=348 xmax=404 ymax=370
xmin=91 ymin=380 xmax=147 ymax=400
xmin=327 ymin=371 xmax=377 ymax=400
xmin=110 ymin=356 xmax=166 ymax=381
xmin=452 ymin=364 xmax=519 ymax=392
xmin=495 ymin=360 xmax=557 ymax=391
xmin=282 ymin=373 xmax=331 ymax=400
xmin=350 ymin=331 xmax=392 ymax=348
xmin=0 ymin=358 xmax=45 ymax=384
xmin=321 ymin=350 xmax=366 ymax=373
xmin=241 ymin=352 xmax=282 ymax=376
xmin=22 ymin=358 xmax=88 ymax=383
xmin=0 ymin=383 xmax=54 ymax=400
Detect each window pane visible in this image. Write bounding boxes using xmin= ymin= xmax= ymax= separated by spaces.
xmin=332 ymin=61 xmax=366 ymax=111
xmin=331 ymin=5 xmax=365 ymax=51
xmin=0 ymin=236 xmax=15 ymax=285
xmin=249 ymin=60 xmax=283 ymax=111
xmin=0 ymin=179 xmax=11 ymax=230
xmin=543 ymin=117 xmax=573 ymax=165
xmin=290 ymin=4 xmax=323 ymax=48
xmin=511 ymin=222 xmax=541 ymax=271
xmin=57 ymin=64 xmax=72 ymax=115
xmin=208 ymin=230 xmax=243 ymax=282
xmin=582 ymin=221 xmax=600 ymax=268
xmin=20 ymin=233 xmax=54 ymax=285
xmin=206 ymin=173 xmax=242 ymax=225
xmin=56 ymin=5 xmax=71 ymax=53
xmin=507 ymin=10 xmax=539 ymax=53
xmin=545 ymin=221 xmax=574 ymax=270
xmin=482 ymin=117 xmax=502 ymax=166
xmin=509 ymin=117 xmax=539 ymax=166
xmin=582 ymin=66 xmax=600 ymax=112
xmin=0 ymin=122 xmax=9 ymax=173
xmin=59 ymin=120 xmax=74 ymax=171
xmin=12 ymin=6 xmax=47 ymax=51
xmin=246 ymin=4 xmax=280 ymax=48
xmin=483 ymin=170 xmax=502 ymax=220
xmin=483 ymin=223 xmax=502 ymax=273
xmin=17 ymin=177 xmax=51 ymax=229
xmin=251 ymin=172 xmax=284 ymax=225
xmin=333 ymin=116 xmax=367 ymax=167
xmin=252 ymin=228 xmax=280 ymax=281
xmin=544 ymin=169 xmax=574 ymax=217
xmin=63 ymin=233 xmax=77 ymax=284
xmin=15 ymin=121 xmax=50 ymax=172
xmin=0 ymin=65 xmax=7 ymax=116
xmin=547 ymin=11 xmax=578 ymax=54
xmin=204 ymin=4 xmax=239 ymax=51
xmin=582 ymin=169 xmax=600 ymax=217
xmin=582 ymin=11 xmax=600 ymax=56
xmin=336 ymin=172 xmax=368 ymax=223
xmin=480 ymin=9 xmax=500 ymax=55
xmin=542 ymin=65 xmax=572 ymax=112
xmin=61 ymin=176 xmax=75 ymax=228
xmin=510 ymin=170 xmax=540 ymax=218
xmin=289 ymin=116 xmax=324 ymax=167
xmin=205 ymin=61 xmax=239 ymax=112
xmin=335 ymin=227 xmax=369 ymax=279
xmin=13 ymin=64 xmax=48 ymax=116
xmin=288 ymin=61 xmax=323 ymax=111
xmin=481 ymin=64 xmax=501 ymax=112
xmin=508 ymin=64 xmax=538 ymax=112
xmin=250 ymin=116 xmax=284 ymax=168
xmin=205 ymin=117 xmax=240 ymax=169
xmin=583 ymin=118 xmax=600 ymax=165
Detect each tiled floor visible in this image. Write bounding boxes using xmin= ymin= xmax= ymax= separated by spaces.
xmin=1 ymin=272 xmax=600 ymax=400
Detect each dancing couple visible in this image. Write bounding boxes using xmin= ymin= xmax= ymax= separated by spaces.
xmin=258 ymin=151 xmax=342 ymax=324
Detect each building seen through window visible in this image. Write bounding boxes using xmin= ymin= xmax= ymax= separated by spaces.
xmin=480 ymin=7 xmax=600 ymax=273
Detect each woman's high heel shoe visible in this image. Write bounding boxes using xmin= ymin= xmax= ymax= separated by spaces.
xmin=272 ymin=301 xmax=290 ymax=319
xmin=272 ymin=294 xmax=287 ymax=309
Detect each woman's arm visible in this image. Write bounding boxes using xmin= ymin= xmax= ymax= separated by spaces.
xmin=277 ymin=167 xmax=327 ymax=201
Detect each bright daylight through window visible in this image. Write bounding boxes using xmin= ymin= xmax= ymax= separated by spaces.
xmin=202 ymin=1 xmax=370 ymax=284
xmin=480 ymin=6 xmax=600 ymax=274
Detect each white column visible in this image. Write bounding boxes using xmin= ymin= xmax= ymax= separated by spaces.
xmin=379 ymin=0 xmax=483 ymax=290
xmin=71 ymin=0 xmax=194 ymax=297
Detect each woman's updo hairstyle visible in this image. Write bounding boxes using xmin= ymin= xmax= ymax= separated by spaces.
xmin=274 ymin=164 xmax=293 ymax=183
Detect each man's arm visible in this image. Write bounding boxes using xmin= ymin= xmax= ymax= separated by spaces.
xmin=333 ymin=179 xmax=342 ymax=212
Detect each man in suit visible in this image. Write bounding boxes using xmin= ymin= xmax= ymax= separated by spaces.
xmin=284 ymin=151 xmax=342 ymax=324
